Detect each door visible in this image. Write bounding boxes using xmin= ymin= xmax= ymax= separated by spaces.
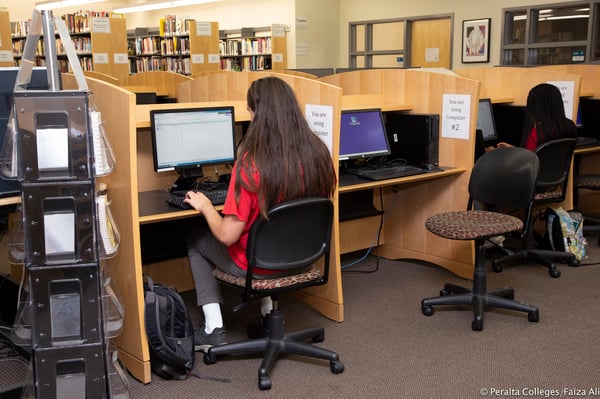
xmin=409 ymin=18 xmax=452 ymax=68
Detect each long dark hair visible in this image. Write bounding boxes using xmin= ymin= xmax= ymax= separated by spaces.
xmin=521 ymin=83 xmax=576 ymax=146
xmin=235 ymin=76 xmax=336 ymax=218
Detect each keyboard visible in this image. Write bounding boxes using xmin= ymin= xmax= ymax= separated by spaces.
xmin=166 ymin=189 xmax=228 ymax=209
xmin=343 ymin=164 xmax=428 ymax=181
xmin=575 ymin=136 xmax=600 ymax=148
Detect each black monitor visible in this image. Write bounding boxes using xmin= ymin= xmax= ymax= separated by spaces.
xmin=339 ymin=108 xmax=390 ymax=161
xmin=476 ymin=98 xmax=497 ymax=142
xmin=150 ymin=106 xmax=236 ymax=190
xmin=0 ymin=67 xmax=49 ymax=198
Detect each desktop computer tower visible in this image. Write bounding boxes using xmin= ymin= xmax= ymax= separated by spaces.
xmin=384 ymin=112 xmax=439 ymax=169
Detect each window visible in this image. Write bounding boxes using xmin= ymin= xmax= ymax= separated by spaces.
xmin=501 ymin=2 xmax=600 ymax=65
xmin=349 ymin=15 xmax=452 ymax=69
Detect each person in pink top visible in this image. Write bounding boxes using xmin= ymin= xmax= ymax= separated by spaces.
xmin=490 ymin=83 xmax=577 ymax=152
xmin=183 ymin=76 xmax=336 ymax=351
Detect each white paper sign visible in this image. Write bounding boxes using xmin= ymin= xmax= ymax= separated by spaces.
xmin=425 ymin=48 xmax=439 ymax=62
xmin=305 ymin=104 xmax=333 ymax=154
xmin=441 ymin=94 xmax=471 ymax=139
xmin=91 ymin=17 xmax=111 ymax=34
xmin=191 ymin=54 xmax=205 ymax=64
xmin=114 ymin=53 xmax=128 ymax=64
xmin=208 ymin=54 xmax=220 ymax=63
xmin=273 ymin=53 xmax=283 ymax=63
xmin=195 ymin=21 xmax=212 ymax=36
xmin=0 ymin=50 xmax=13 ymax=62
xmin=547 ymin=80 xmax=575 ymax=120
xmin=93 ymin=53 xmax=109 ymax=64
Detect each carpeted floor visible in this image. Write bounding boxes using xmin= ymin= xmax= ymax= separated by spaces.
xmin=122 ymin=236 xmax=600 ymax=398
xmin=2 ymin=236 xmax=599 ymax=398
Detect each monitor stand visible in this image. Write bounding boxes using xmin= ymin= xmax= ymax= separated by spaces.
xmin=170 ymin=168 xmax=204 ymax=193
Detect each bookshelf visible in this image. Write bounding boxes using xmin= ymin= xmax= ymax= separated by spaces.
xmin=219 ymin=24 xmax=287 ymax=71
xmin=11 ymin=12 xmax=129 ymax=83
xmin=128 ymin=18 xmax=219 ymax=75
xmin=0 ymin=9 xmax=14 ymax=66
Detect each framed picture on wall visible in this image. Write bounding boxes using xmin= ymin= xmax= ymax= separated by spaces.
xmin=462 ymin=18 xmax=491 ymax=63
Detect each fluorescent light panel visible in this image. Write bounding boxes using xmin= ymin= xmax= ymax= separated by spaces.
xmin=114 ymin=0 xmax=221 ymax=14
xmin=36 ymin=0 xmax=107 ymax=11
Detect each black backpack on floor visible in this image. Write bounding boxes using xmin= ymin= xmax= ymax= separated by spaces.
xmin=144 ymin=276 xmax=195 ymax=380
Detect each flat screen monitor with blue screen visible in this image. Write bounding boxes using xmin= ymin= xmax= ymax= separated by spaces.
xmin=339 ymin=108 xmax=390 ymax=161
xmin=150 ymin=106 xmax=236 ymax=189
xmin=477 ymin=98 xmax=498 ymax=142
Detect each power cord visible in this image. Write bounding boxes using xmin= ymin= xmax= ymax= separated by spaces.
xmin=342 ymin=187 xmax=398 ymax=273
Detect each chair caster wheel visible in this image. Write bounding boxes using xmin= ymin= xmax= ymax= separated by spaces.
xmin=203 ymin=353 xmax=217 ymax=365
xmin=492 ymin=261 xmax=503 ymax=273
xmin=422 ymin=305 xmax=434 ymax=316
xmin=568 ymin=259 xmax=580 ymax=267
xmin=259 ymin=376 xmax=272 ymax=390
xmin=549 ymin=268 xmax=561 ymax=278
xmin=471 ymin=318 xmax=483 ymax=331
xmin=330 ymin=360 xmax=345 ymax=374
xmin=439 ymin=288 xmax=451 ymax=296
xmin=312 ymin=331 xmax=325 ymax=343
xmin=528 ymin=309 xmax=539 ymax=322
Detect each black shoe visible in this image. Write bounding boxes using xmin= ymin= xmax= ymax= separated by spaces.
xmin=194 ymin=326 xmax=227 ymax=352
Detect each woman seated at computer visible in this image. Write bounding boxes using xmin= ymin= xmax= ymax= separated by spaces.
xmin=182 ymin=76 xmax=337 ymax=350
xmin=487 ymin=83 xmax=577 ymax=152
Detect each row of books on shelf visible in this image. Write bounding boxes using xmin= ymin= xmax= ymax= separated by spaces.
xmin=160 ymin=15 xmax=194 ymax=36
xmin=14 ymin=55 xmax=94 ymax=71
xmin=219 ymin=37 xmax=272 ymax=56
xmin=131 ymin=56 xmax=191 ymax=74
xmin=131 ymin=36 xmax=191 ymax=56
xmin=12 ymin=36 xmax=92 ymax=57
xmin=11 ymin=10 xmax=117 ymax=37
xmin=220 ymin=55 xmax=272 ymax=71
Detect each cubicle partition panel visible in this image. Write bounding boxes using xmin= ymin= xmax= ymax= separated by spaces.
xmin=66 ymin=72 xmax=343 ymax=383
xmin=125 ymin=71 xmax=193 ymax=101
xmin=61 ymin=74 xmax=149 ymax=382
xmin=320 ymin=68 xmax=481 ymax=279
xmin=537 ymin=64 xmax=600 ymax=214
xmin=455 ymin=66 xmax=583 ymax=211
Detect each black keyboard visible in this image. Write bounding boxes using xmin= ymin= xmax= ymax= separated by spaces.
xmin=344 ymin=164 xmax=428 ymax=181
xmin=166 ymin=189 xmax=228 ymax=209
xmin=575 ymin=136 xmax=600 ymax=148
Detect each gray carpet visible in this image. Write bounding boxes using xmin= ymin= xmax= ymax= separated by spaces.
xmin=124 ymin=238 xmax=600 ymax=399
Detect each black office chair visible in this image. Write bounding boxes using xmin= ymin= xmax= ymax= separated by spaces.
xmin=421 ymin=147 xmax=540 ymax=331
xmin=492 ymin=138 xmax=578 ymax=278
xmin=204 ymin=197 xmax=344 ymax=390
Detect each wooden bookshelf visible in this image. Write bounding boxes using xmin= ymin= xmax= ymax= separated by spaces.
xmin=0 ymin=10 xmax=15 ymax=66
xmin=219 ymin=24 xmax=287 ymax=71
xmin=10 ymin=13 xmax=128 ymax=83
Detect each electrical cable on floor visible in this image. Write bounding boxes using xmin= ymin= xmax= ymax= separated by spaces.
xmin=342 ymin=187 xmax=398 ymax=273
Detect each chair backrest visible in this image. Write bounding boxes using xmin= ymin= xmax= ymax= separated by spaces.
xmin=247 ymin=197 xmax=334 ymax=277
xmin=469 ymin=146 xmax=540 ymax=210
xmin=534 ymin=137 xmax=576 ymax=204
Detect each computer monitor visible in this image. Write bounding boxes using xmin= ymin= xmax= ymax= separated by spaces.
xmin=150 ymin=106 xmax=236 ymax=190
xmin=339 ymin=108 xmax=390 ymax=161
xmin=476 ymin=98 xmax=497 ymax=142
xmin=0 ymin=67 xmax=49 ymax=198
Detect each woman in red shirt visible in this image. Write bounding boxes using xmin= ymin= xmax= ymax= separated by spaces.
xmin=493 ymin=83 xmax=577 ymax=151
xmin=184 ymin=77 xmax=336 ymax=351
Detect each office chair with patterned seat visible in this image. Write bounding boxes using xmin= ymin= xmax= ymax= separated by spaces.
xmin=421 ymin=146 xmax=540 ymax=331
xmin=203 ymin=197 xmax=344 ymax=390
xmin=492 ymin=137 xmax=578 ymax=278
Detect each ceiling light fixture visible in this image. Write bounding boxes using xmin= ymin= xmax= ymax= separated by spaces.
xmin=35 ymin=0 xmax=107 ymax=11
xmin=113 ymin=0 xmax=222 ymax=14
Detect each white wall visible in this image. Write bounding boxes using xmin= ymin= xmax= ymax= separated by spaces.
xmin=10 ymin=0 xmax=585 ymax=69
